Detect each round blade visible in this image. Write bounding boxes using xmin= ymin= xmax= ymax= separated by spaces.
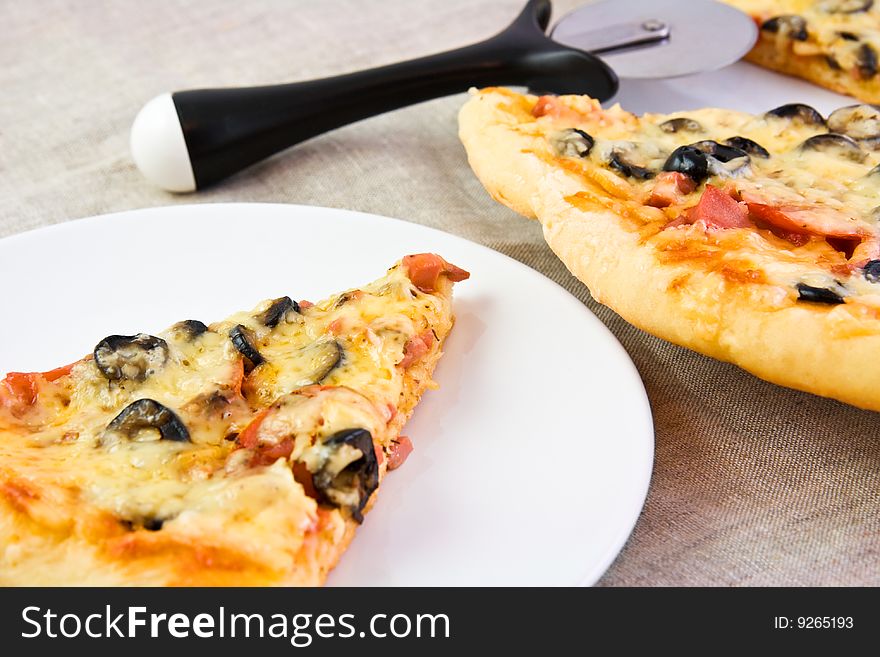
xmin=551 ymin=0 xmax=757 ymax=80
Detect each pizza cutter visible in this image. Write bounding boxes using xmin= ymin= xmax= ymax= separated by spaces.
xmin=131 ymin=0 xmax=756 ymax=192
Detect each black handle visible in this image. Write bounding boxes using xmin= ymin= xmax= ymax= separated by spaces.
xmin=173 ymin=0 xmax=618 ymax=189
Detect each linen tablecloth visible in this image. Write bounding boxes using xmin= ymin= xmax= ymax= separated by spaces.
xmin=2 ymin=0 xmax=878 ymax=586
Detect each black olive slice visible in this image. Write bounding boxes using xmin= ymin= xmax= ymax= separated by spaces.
xmin=689 ymin=140 xmax=749 ymax=163
xmin=609 ymin=149 xmax=655 ymax=180
xmin=298 ymin=340 xmax=343 ymax=385
xmin=658 ymin=117 xmax=703 ymax=134
xmin=818 ymin=0 xmax=873 ymax=14
xmin=795 ymin=283 xmax=845 ymax=304
xmin=105 ymin=398 xmax=190 ymax=443
xmin=229 ymin=324 xmax=265 ymax=371
xmin=863 ymin=259 xmax=880 ymax=282
xmin=765 ymin=103 xmax=827 ymax=127
xmin=172 ymin=320 xmax=209 ymax=339
xmin=724 ymin=136 xmax=770 ymax=158
xmin=94 ymin=334 xmax=169 ymax=382
xmin=857 ymin=43 xmax=879 ymax=79
xmin=259 ymin=296 xmax=300 ymax=328
xmin=311 ymin=428 xmax=379 ymax=523
xmin=550 ymin=128 xmax=594 ymax=158
xmin=684 ymin=140 xmax=751 ymax=177
xmin=827 ymin=104 xmax=880 ymax=141
xmin=838 ymin=31 xmax=860 ymax=41
xmin=662 ymin=146 xmax=709 ymax=184
xmin=761 ymin=15 xmax=808 ymax=41
xmin=799 ymin=133 xmax=866 ymax=162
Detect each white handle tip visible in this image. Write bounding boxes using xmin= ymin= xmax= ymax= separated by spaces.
xmin=130 ymin=93 xmax=197 ymax=193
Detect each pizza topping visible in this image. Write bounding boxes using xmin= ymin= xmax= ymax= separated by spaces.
xmin=796 ymin=282 xmax=847 ymax=304
xmin=259 ymin=296 xmax=300 ymax=328
xmin=658 ymin=117 xmax=703 ymax=134
xmin=229 ymin=324 xmax=265 ymax=372
xmin=398 ymin=329 xmax=435 ymax=369
xmin=103 ymin=398 xmax=191 ymax=444
xmin=724 ymin=136 xmax=770 ymax=159
xmin=610 ymin=151 xmax=655 ymax=180
xmin=743 ymin=192 xmax=869 ymax=240
xmin=550 ymin=129 xmax=594 ymax=158
xmin=684 ymin=185 xmax=751 ymax=229
xmin=171 ymin=320 xmax=209 ymax=339
xmin=663 ymin=145 xmax=710 ymax=184
xmin=857 ymin=43 xmax=879 ymax=79
xmin=690 ymin=140 xmax=752 ymax=177
xmin=761 ymin=15 xmax=809 ymax=42
xmin=284 ymin=340 xmax=343 ymax=386
xmin=765 ymin=103 xmax=827 ymax=127
xmin=531 ymin=95 xmax=592 ymax=122
xmin=658 ymin=141 xmax=742 ymax=185
xmin=93 ymin=334 xmax=169 ymax=382
xmin=607 ymin=142 xmax=663 ymax=180
xmin=799 ymin=133 xmax=866 ymax=162
xmin=863 ymin=259 xmax=880 ymax=281
xmin=827 ymin=104 xmax=880 ymax=142
xmin=307 ymin=428 xmax=379 ymax=523
xmin=385 ymin=436 xmax=414 ymax=471
xmin=647 ymin=172 xmax=697 ymax=208
xmin=402 ymin=253 xmax=470 ymax=293
xmin=817 ymin=0 xmax=874 ymax=13
xmin=1 ymin=372 xmax=39 ymax=410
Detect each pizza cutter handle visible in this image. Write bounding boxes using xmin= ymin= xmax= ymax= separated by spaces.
xmin=131 ymin=0 xmax=618 ymax=192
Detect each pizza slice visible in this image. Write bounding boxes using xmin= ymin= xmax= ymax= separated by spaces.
xmin=460 ymin=87 xmax=880 ymax=411
xmin=0 ymin=254 xmax=468 ymax=585
xmin=723 ymin=0 xmax=880 ymax=103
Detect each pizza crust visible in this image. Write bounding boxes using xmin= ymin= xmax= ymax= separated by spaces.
xmin=745 ymin=37 xmax=880 ymax=104
xmin=460 ymin=88 xmax=880 ymax=412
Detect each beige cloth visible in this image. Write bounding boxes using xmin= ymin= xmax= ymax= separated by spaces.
xmin=1 ymin=0 xmax=877 ymax=586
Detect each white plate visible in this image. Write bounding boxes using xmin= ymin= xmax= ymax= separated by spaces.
xmin=0 ymin=203 xmax=654 ymax=586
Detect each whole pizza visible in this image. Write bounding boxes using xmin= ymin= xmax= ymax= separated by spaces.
xmin=460 ymin=87 xmax=880 ymax=411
